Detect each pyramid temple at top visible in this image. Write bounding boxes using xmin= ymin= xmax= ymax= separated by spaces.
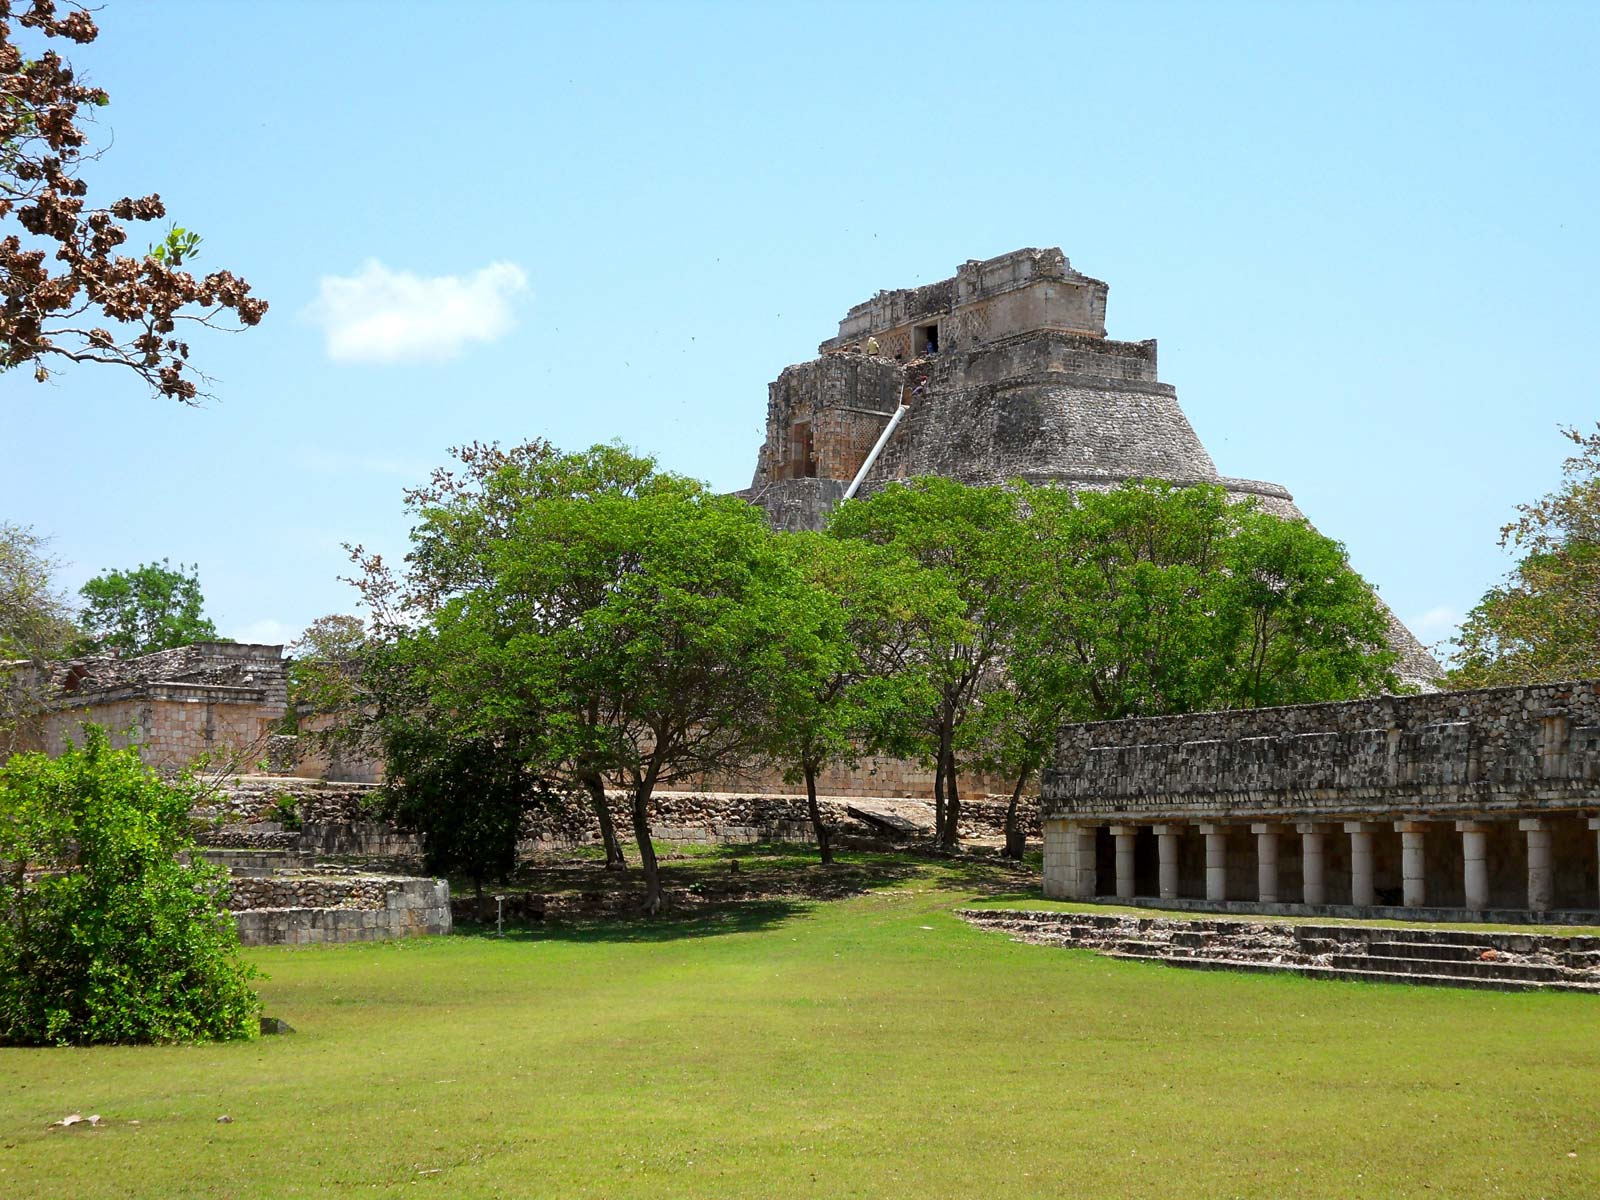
xmin=737 ymin=247 xmax=1440 ymax=688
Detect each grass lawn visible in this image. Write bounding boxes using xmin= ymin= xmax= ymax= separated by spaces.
xmin=3 ymin=848 xmax=1598 ymax=1198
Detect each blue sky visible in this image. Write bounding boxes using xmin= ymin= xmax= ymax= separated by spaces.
xmin=4 ymin=0 xmax=1597 ymax=657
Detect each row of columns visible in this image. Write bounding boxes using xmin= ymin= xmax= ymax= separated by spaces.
xmin=1079 ymin=815 xmax=1600 ymax=914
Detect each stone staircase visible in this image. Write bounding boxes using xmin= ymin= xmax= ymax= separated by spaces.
xmin=958 ymin=910 xmax=1600 ymax=994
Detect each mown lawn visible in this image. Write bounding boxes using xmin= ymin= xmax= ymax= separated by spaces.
xmin=3 ymin=850 xmax=1598 ymax=1198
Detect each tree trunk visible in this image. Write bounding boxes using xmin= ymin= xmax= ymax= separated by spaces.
xmin=1003 ymin=765 xmax=1032 ymax=861
xmin=940 ymin=746 xmax=961 ymax=853
xmin=803 ymin=758 xmax=832 ymax=865
xmin=932 ymin=745 xmax=946 ymax=845
xmin=582 ymin=772 xmax=627 ymax=870
xmin=629 ymin=784 xmax=663 ymax=915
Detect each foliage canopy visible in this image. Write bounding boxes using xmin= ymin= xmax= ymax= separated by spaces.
xmin=1 ymin=0 xmax=266 ymax=400
xmin=0 ymin=726 xmax=260 ymax=1045
xmin=76 ymin=559 xmax=219 ymax=656
xmin=1451 ymin=426 xmax=1600 ymax=688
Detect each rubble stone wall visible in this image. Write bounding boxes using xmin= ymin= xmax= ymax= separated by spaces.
xmin=229 ymin=876 xmax=451 ymax=946
xmin=1045 ymin=679 xmax=1600 ymax=822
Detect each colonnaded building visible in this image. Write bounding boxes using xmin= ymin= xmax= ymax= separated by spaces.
xmin=1041 ymin=682 xmax=1600 ymax=922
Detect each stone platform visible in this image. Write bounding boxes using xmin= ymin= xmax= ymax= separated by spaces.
xmin=960 ymin=909 xmax=1600 ymax=994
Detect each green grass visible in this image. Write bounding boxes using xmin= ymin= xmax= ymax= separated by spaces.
xmin=3 ymin=851 xmax=1599 ymax=1198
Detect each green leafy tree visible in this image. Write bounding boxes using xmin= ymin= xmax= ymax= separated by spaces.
xmin=970 ymin=480 xmax=1399 ymax=857
xmin=283 ymin=613 xmax=368 ymax=734
xmin=1451 ymin=426 xmax=1600 ymax=687
xmin=0 ymin=726 xmax=260 ymax=1045
xmin=375 ymin=711 xmax=548 ymax=901
xmin=76 ymin=559 xmax=220 ymax=656
xmin=1 ymin=522 xmax=79 ymax=744
xmin=354 ymin=441 xmax=833 ymax=913
xmin=760 ymin=534 xmax=954 ymax=863
xmin=828 ymin=479 xmax=1028 ymax=852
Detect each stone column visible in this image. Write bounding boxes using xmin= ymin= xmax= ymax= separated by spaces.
xmin=1153 ymin=824 xmax=1181 ymax=900
xmin=1042 ymin=820 xmax=1069 ymax=899
xmin=1067 ymin=825 xmax=1099 ymax=899
xmin=1456 ymin=820 xmax=1489 ymax=913
xmin=1297 ymin=822 xmax=1327 ymax=906
xmin=1199 ymin=823 xmax=1228 ymax=902
xmin=1395 ymin=820 xmax=1428 ymax=909
xmin=1251 ymin=823 xmax=1280 ymax=904
xmin=1110 ymin=825 xmax=1138 ymax=900
xmin=1520 ymin=817 xmax=1553 ymax=913
xmin=1344 ymin=821 xmax=1379 ymax=907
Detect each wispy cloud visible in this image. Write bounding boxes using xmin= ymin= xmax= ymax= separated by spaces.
xmin=305 ymin=259 xmax=528 ymax=364
xmin=1409 ymin=605 xmax=1463 ymax=644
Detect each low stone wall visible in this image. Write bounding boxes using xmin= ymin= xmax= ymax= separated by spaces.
xmin=229 ymin=874 xmax=450 ymax=946
xmin=199 ymin=775 xmax=1041 ymax=861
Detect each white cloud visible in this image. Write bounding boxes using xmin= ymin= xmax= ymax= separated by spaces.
xmin=1408 ymin=605 xmax=1463 ymax=643
xmin=306 ymin=259 xmax=528 ymax=364
xmin=231 ymin=618 xmax=298 ymax=647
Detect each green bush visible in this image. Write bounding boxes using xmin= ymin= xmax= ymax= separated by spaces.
xmin=0 ymin=727 xmax=260 ymax=1045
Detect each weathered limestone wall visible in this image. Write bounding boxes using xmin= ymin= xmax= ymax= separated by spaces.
xmin=1044 ymin=679 xmax=1600 ymax=822
xmin=11 ymin=642 xmax=288 ymax=771
xmin=229 ymin=874 xmax=451 ymax=946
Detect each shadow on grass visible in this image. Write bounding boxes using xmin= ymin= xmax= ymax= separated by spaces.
xmin=454 ymin=899 xmax=810 ymax=944
xmin=448 ymin=841 xmax=1043 ymax=942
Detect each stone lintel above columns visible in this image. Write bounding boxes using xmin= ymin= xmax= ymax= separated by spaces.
xmin=1453 ymin=819 xmax=1491 ymax=832
xmin=1392 ymin=818 xmax=1431 ymax=834
xmin=1518 ymin=817 xmax=1550 ymax=832
xmin=1108 ymin=824 xmax=1141 ymax=837
xmin=1342 ymin=820 xmax=1383 ymax=834
xmin=1150 ymin=823 xmax=1184 ymax=835
xmin=1295 ymin=821 xmax=1332 ymax=834
xmin=1248 ymin=822 xmax=1278 ymax=835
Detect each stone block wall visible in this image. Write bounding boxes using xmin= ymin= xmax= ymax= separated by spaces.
xmin=1044 ymin=679 xmax=1600 ymax=822
xmin=229 ymin=875 xmax=451 ymax=946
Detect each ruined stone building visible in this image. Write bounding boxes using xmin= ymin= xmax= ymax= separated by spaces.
xmin=738 ymin=247 xmax=1439 ymax=687
xmin=6 ymin=641 xmax=287 ymax=771
xmin=1042 ymin=680 xmax=1600 ymax=921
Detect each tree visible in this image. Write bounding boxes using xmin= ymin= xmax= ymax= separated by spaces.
xmin=1 ymin=0 xmax=266 ymax=401
xmin=374 ymin=710 xmax=548 ymax=902
xmin=0 ymin=522 xmax=78 ymax=742
xmin=1014 ymin=481 xmax=1397 ymax=720
xmin=283 ymin=613 xmax=368 ymax=733
xmin=967 ymin=480 xmax=1399 ymax=858
xmin=353 ymin=441 xmax=833 ymax=913
xmin=828 ymin=479 xmax=1028 ymax=852
xmin=0 ymin=726 xmax=260 ymax=1045
xmin=350 ymin=440 xmax=658 ymax=871
xmin=759 ymin=534 xmax=952 ymax=864
xmin=1451 ymin=425 xmax=1600 ymax=688
xmin=76 ymin=559 xmax=219 ymax=656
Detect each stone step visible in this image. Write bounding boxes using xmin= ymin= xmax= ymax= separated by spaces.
xmin=1101 ymin=951 xmax=1600 ymax=995
xmin=1296 ymin=924 xmax=1600 ymax=953
xmin=1328 ymin=953 xmax=1572 ymax=984
xmin=1365 ymin=940 xmax=1504 ymax=963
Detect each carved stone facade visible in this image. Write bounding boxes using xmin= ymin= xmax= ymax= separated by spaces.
xmin=1041 ymin=681 xmax=1600 ymax=919
xmin=736 ymin=247 xmax=1440 ymax=687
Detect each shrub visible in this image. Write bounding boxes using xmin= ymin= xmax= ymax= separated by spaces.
xmin=0 ymin=727 xmax=260 ymax=1045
